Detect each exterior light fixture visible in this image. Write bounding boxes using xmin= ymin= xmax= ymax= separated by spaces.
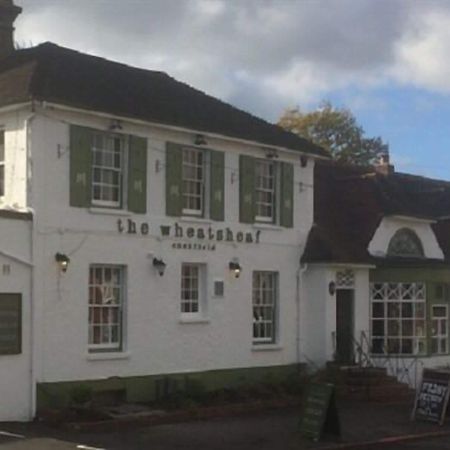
xmin=265 ymin=148 xmax=279 ymax=159
xmin=109 ymin=119 xmax=123 ymax=131
xmin=229 ymin=260 xmax=242 ymax=278
xmin=55 ymin=253 xmax=70 ymax=273
xmin=153 ymin=258 xmax=167 ymax=276
xmin=194 ymin=134 xmax=207 ymax=146
xmin=328 ymin=281 xmax=336 ymax=296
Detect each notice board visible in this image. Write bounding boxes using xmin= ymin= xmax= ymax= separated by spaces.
xmin=412 ymin=369 xmax=450 ymax=425
xmin=0 ymin=293 xmax=21 ymax=355
xmin=300 ymin=383 xmax=340 ymax=441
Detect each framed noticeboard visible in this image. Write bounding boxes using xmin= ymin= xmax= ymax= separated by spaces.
xmin=412 ymin=369 xmax=450 ymax=425
xmin=0 ymin=293 xmax=22 ymax=355
xmin=300 ymin=383 xmax=340 ymax=441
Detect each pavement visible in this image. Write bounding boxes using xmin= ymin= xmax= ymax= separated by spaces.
xmin=1 ymin=400 xmax=450 ymax=449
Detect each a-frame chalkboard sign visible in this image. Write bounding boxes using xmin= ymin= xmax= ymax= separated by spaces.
xmin=300 ymin=383 xmax=340 ymax=441
xmin=412 ymin=369 xmax=450 ymax=425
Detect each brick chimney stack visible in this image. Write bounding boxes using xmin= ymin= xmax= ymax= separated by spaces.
xmin=0 ymin=0 xmax=22 ymax=60
xmin=374 ymin=151 xmax=395 ymax=176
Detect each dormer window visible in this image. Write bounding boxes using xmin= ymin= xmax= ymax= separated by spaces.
xmin=387 ymin=228 xmax=424 ymax=258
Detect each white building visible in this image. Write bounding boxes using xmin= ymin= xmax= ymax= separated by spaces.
xmin=0 ymin=1 xmax=327 ymax=421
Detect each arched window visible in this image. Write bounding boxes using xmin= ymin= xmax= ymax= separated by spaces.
xmin=387 ymin=228 xmax=424 ymax=258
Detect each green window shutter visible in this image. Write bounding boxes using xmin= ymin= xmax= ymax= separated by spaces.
xmin=70 ymin=125 xmax=92 ymax=207
xmin=166 ymin=142 xmax=183 ymax=217
xmin=239 ymin=154 xmax=255 ymax=224
xmin=128 ymin=135 xmax=147 ymax=214
xmin=0 ymin=294 xmax=21 ymax=355
xmin=280 ymin=162 xmax=294 ymax=228
xmin=209 ymin=150 xmax=225 ymax=221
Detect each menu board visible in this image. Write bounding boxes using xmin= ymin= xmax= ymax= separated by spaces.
xmin=0 ymin=294 xmax=21 ymax=355
xmin=412 ymin=369 xmax=450 ymax=425
xmin=300 ymin=383 xmax=340 ymax=441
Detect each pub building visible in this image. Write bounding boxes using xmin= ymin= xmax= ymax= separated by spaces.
xmin=3 ymin=0 xmax=450 ymax=423
xmin=0 ymin=1 xmax=326 ymax=420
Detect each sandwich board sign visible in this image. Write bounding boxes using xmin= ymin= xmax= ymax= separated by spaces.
xmin=300 ymin=383 xmax=340 ymax=441
xmin=412 ymin=369 xmax=450 ymax=425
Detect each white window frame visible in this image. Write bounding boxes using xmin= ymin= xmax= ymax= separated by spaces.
xmin=91 ymin=132 xmax=126 ymax=208
xmin=0 ymin=129 xmax=5 ymax=197
xmin=88 ymin=265 xmax=125 ymax=352
xmin=181 ymin=263 xmax=206 ymax=316
xmin=431 ymin=304 xmax=448 ymax=355
xmin=370 ymin=282 xmax=426 ymax=355
xmin=255 ymin=159 xmax=277 ymax=223
xmin=182 ymin=147 xmax=208 ymax=217
xmin=252 ymin=271 xmax=278 ymax=344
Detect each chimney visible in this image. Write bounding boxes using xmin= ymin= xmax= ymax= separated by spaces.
xmin=0 ymin=0 xmax=22 ymax=60
xmin=374 ymin=151 xmax=394 ymax=176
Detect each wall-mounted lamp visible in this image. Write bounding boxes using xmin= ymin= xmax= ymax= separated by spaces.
xmin=300 ymin=155 xmax=308 ymax=167
xmin=229 ymin=260 xmax=242 ymax=279
xmin=153 ymin=258 xmax=167 ymax=276
xmin=109 ymin=119 xmax=123 ymax=131
xmin=328 ymin=281 xmax=336 ymax=296
xmin=194 ymin=134 xmax=207 ymax=146
xmin=55 ymin=252 xmax=70 ymax=273
xmin=265 ymin=148 xmax=279 ymax=159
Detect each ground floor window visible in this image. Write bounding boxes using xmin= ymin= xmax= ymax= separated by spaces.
xmin=370 ymin=282 xmax=426 ymax=355
xmin=88 ymin=265 xmax=124 ymax=351
xmin=431 ymin=305 xmax=448 ymax=355
xmin=181 ymin=263 xmax=205 ymax=315
xmin=253 ymin=271 xmax=278 ymax=344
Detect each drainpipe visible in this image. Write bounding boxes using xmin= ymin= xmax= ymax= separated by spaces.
xmin=24 ymin=108 xmax=36 ymax=419
xmin=296 ymin=262 xmax=308 ymax=366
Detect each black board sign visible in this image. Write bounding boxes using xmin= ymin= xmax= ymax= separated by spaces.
xmin=300 ymin=383 xmax=340 ymax=441
xmin=412 ymin=369 xmax=450 ymax=425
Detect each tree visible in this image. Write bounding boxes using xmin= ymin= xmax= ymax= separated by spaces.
xmin=278 ymin=101 xmax=388 ymax=165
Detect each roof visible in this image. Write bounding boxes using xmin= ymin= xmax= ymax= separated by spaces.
xmin=0 ymin=42 xmax=328 ymax=157
xmin=302 ymin=161 xmax=450 ymax=265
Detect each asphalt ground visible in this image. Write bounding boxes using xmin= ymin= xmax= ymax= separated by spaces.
xmin=1 ymin=401 xmax=450 ymax=449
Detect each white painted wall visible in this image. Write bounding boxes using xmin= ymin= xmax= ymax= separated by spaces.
xmin=24 ymin=105 xmax=315 ymax=384
xmin=368 ymin=216 xmax=444 ymax=259
xmin=301 ymin=265 xmax=371 ymax=368
xmin=0 ymin=216 xmax=32 ymax=421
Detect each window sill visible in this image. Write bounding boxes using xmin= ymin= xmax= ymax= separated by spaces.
xmin=252 ymin=223 xmax=283 ymax=231
xmin=179 ymin=317 xmax=210 ymax=324
xmin=179 ymin=216 xmax=213 ymax=225
xmin=86 ymin=351 xmax=131 ymax=361
xmin=89 ymin=207 xmax=131 ymax=217
xmin=251 ymin=344 xmax=283 ymax=352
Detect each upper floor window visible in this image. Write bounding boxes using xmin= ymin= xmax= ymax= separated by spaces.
xmin=387 ymin=228 xmax=424 ymax=258
xmin=166 ymin=142 xmax=224 ymax=220
xmin=182 ymin=147 xmax=206 ymax=216
xmin=255 ymin=159 xmax=276 ymax=223
xmin=240 ymin=155 xmax=293 ymax=227
xmin=0 ymin=130 xmax=4 ymax=197
xmin=92 ymin=133 xmax=124 ymax=207
xmin=70 ymin=125 xmax=147 ymax=213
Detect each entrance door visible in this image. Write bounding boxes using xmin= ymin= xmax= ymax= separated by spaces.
xmin=336 ymin=289 xmax=354 ymax=364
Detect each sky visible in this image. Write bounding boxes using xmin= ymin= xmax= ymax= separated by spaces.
xmin=12 ymin=0 xmax=450 ymax=180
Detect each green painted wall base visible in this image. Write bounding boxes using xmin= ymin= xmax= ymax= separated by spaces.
xmin=37 ymin=364 xmax=304 ymax=411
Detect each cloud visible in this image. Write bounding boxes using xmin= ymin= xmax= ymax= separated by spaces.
xmin=12 ymin=0 xmax=450 ymax=121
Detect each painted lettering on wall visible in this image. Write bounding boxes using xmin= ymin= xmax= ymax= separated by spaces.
xmin=117 ymin=219 xmax=261 ymax=244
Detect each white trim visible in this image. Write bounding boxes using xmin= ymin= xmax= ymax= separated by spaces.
xmin=251 ymin=344 xmax=283 ymax=352
xmin=89 ymin=207 xmax=131 ymax=217
xmin=306 ymin=263 xmax=376 ymax=269
xmin=86 ymin=351 xmax=131 ymax=361
xmin=0 ymin=102 xmax=33 ymax=115
xmin=178 ymin=317 xmax=210 ymax=324
xmin=37 ymin=101 xmax=327 ymax=159
xmin=387 ymin=215 xmax=436 ymax=225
